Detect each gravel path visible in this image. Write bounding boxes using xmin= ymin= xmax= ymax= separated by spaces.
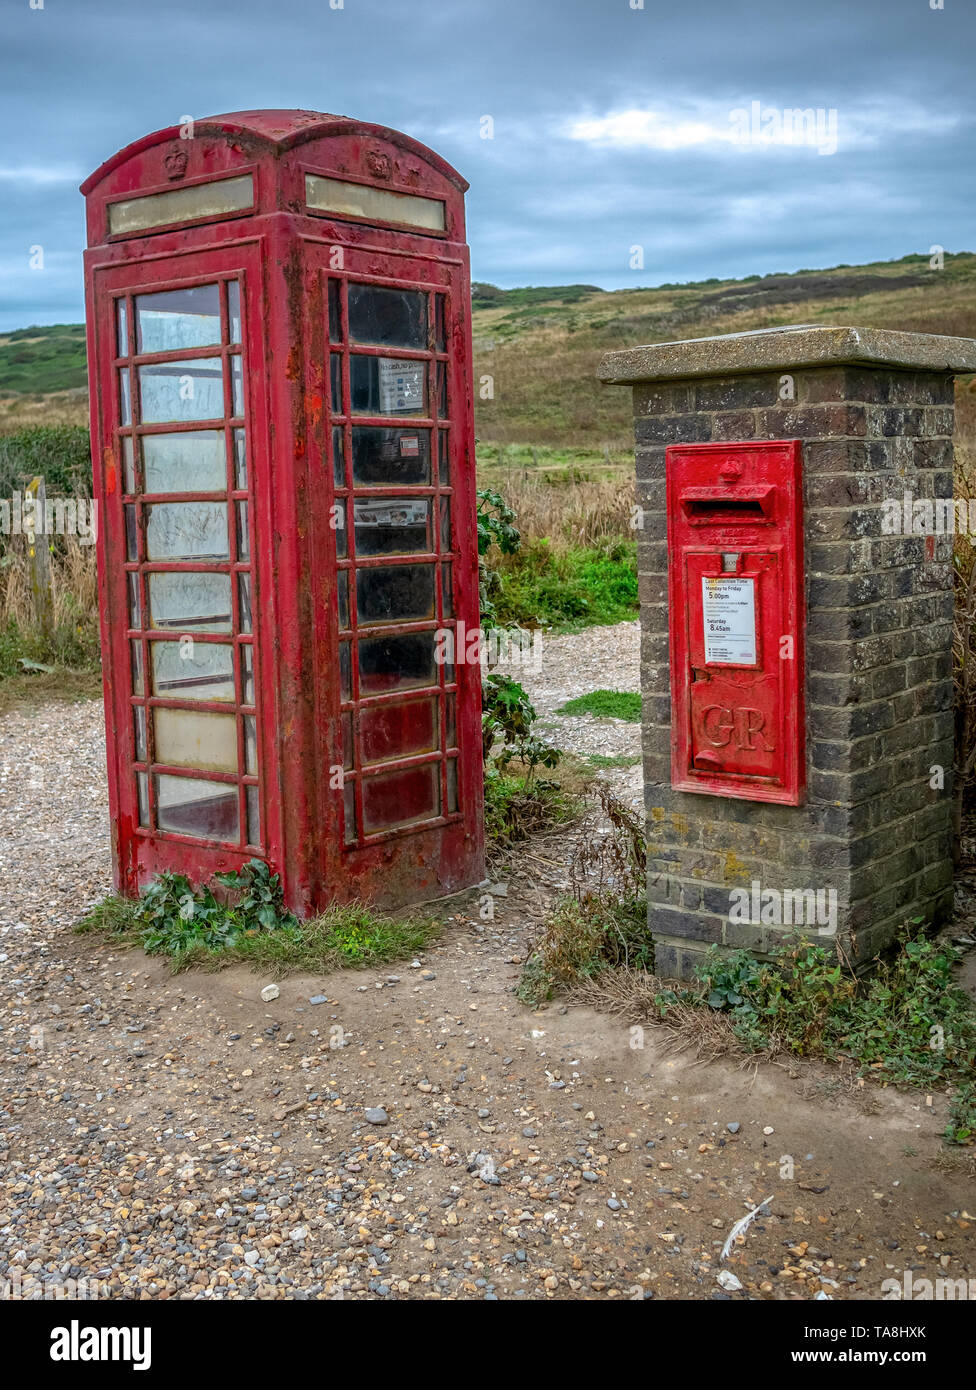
xmin=2 ymin=643 xmax=975 ymax=1302
xmin=494 ymin=620 xmax=643 ymax=806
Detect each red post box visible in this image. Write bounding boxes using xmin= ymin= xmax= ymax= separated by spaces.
xmin=665 ymin=440 xmax=804 ymax=805
xmin=81 ymin=110 xmax=484 ymax=912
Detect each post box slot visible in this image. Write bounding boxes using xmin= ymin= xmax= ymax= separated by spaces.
xmin=680 ymin=484 xmax=776 ymax=525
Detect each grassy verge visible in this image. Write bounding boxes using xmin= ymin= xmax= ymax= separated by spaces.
xmin=77 ymin=860 xmax=441 ymax=977
xmin=492 ymin=538 xmax=637 ymax=630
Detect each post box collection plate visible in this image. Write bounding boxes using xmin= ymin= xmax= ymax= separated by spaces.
xmin=665 ymin=440 xmax=805 ymax=805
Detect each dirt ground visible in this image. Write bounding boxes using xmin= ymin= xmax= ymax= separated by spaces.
xmin=1 ymin=624 xmax=974 ymax=1301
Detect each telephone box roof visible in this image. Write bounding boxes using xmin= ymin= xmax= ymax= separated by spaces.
xmin=81 ymin=109 xmax=468 ymax=195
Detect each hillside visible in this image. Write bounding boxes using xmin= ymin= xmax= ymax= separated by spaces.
xmin=1 ymin=253 xmax=974 ymax=453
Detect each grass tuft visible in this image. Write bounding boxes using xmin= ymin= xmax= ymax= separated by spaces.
xmin=556 ymin=689 xmax=642 ymax=721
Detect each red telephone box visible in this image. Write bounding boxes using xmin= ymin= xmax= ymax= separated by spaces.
xmin=666 ymin=440 xmax=805 ymax=805
xmin=81 ymin=110 xmax=484 ymax=913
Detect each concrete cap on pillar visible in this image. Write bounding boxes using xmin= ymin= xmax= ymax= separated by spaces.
xmin=598 ymin=324 xmax=976 ymax=384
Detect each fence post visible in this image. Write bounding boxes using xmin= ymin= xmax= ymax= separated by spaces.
xmin=24 ymin=475 xmax=53 ymax=647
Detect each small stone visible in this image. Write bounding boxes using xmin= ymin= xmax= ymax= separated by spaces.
xmin=260 ymin=984 xmax=280 ymax=1003
xmin=309 ymin=995 xmax=328 ymax=1006
xmin=726 ymin=1122 xmax=740 ymax=1134
xmin=365 ymin=1107 xmax=389 ymax=1125
xmin=763 ymin=1126 xmax=775 ymax=1135
xmin=717 ymin=1270 xmax=743 ymax=1292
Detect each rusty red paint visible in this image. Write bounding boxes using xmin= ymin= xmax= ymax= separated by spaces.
xmin=82 ymin=110 xmax=485 ymax=913
xmin=666 ymin=439 xmax=805 ymax=806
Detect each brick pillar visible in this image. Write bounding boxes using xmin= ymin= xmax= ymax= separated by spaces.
xmin=599 ymin=326 xmax=976 ymax=980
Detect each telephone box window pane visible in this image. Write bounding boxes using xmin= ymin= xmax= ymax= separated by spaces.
xmin=124 ymin=504 xmax=139 ymax=561
xmin=305 ymin=174 xmax=445 ymax=233
xmin=127 ymin=571 xmax=141 ymax=628
xmin=442 ymin=562 xmax=454 ymax=618
xmin=328 ymin=280 xmax=341 ymax=343
xmin=242 ymin=645 xmax=254 ymax=705
xmin=233 ymin=429 xmax=247 ymax=488
xmin=360 ymin=697 xmax=437 ymax=765
xmin=446 ymin=692 xmax=457 ymax=749
xmin=136 ymin=284 xmax=221 ymax=354
xmin=358 ymin=630 xmax=436 ymax=695
xmin=438 ymin=430 xmax=450 ymax=485
xmin=434 ymin=295 xmax=446 ymax=353
xmin=439 ymin=497 xmax=452 ymax=552
xmin=244 ymin=714 xmax=257 ymax=776
xmin=363 ymin=763 xmax=439 ymax=834
xmin=334 ymin=501 xmax=348 ymax=558
xmin=446 ymin=758 xmax=458 ymax=814
xmin=238 ymin=572 xmax=253 ymax=634
xmin=139 ymin=358 xmax=224 ymax=423
xmin=339 ymin=641 xmax=352 ymax=700
xmin=330 ymin=354 xmax=342 ymax=414
xmin=341 ymin=712 xmax=353 ymax=770
xmin=332 ymin=426 xmax=345 ymax=487
xmin=246 ymin=785 xmax=261 ymax=847
xmin=117 ymin=300 xmax=128 ymax=357
xmin=337 ymin=571 xmax=349 ymax=630
xmin=154 ymin=707 xmax=238 ymax=773
xmin=227 ymin=281 xmax=242 ymax=344
xmin=236 ymin=501 xmax=250 ymax=561
xmin=347 ymin=284 xmax=427 ymax=350
xmin=356 ymin=564 xmax=435 ymax=626
xmin=351 ymin=427 xmax=430 ymax=486
xmin=131 ymin=640 xmax=145 ymax=695
xmin=151 ymin=640 xmax=235 ymax=701
xmin=133 ymin=705 xmax=147 ymax=762
xmin=343 ymin=780 xmax=356 ymax=843
xmin=146 ymin=501 xmax=229 ymax=561
xmin=122 ymin=435 xmax=137 ymax=493
xmin=155 ymin=773 xmax=239 ymax=841
xmin=350 ymin=356 xmax=426 ymax=417
xmin=149 ymin=571 xmax=232 ymax=633
xmin=436 ymin=361 xmax=447 ymax=416
xmin=231 ymin=357 xmax=244 ymax=417
xmin=119 ymin=369 xmax=132 ymax=425
xmin=142 ymin=430 xmax=225 ymax=494
xmin=108 ymin=175 xmax=254 ymax=236
xmin=355 ymin=498 xmax=430 ymax=556
xmin=136 ymin=771 xmax=149 ymax=827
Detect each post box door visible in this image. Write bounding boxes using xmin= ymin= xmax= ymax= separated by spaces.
xmin=89 ymin=246 xmax=276 ymax=882
xmin=684 ymin=550 xmax=783 ymax=783
xmin=666 ymin=440 xmax=804 ymax=805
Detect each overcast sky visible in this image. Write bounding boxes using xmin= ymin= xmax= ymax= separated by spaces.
xmin=1 ymin=0 xmax=973 ymax=329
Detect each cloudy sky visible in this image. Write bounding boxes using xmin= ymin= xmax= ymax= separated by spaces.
xmin=1 ymin=0 xmax=973 ymax=329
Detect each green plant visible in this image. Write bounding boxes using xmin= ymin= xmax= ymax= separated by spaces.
xmin=79 ymin=858 xmax=297 ymax=961
xmin=477 ymin=487 xmax=521 ymax=635
xmin=78 ymin=871 xmax=441 ymax=977
xmin=482 ymin=672 xmax=560 ymax=773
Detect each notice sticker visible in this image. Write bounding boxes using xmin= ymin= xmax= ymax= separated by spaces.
xmin=378 ymin=358 xmax=425 ymax=414
xmin=701 ymin=575 xmax=757 ymax=664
